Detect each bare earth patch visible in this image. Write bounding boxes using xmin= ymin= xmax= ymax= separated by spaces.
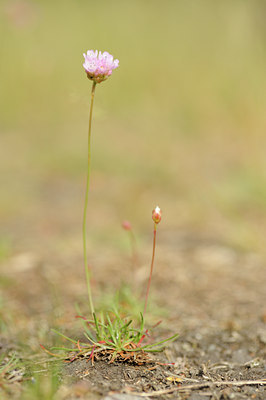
xmin=1 ymin=231 xmax=266 ymax=399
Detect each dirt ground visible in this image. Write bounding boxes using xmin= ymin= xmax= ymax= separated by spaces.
xmin=1 ymin=229 xmax=265 ymax=399
xmin=1 ymin=2 xmax=266 ymax=398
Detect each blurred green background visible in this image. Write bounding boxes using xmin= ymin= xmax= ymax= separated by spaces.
xmin=1 ymin=0 xmax=266 ymax=258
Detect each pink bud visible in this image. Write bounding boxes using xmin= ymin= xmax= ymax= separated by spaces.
xmin=152 ymin=206 xmax=162 ymax=224
xmin=122 ymin=220 xmax=132 ymax=231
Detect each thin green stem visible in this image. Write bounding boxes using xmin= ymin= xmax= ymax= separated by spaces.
xmin=129 ymin=230 xmax=138 ymax=272
xmin=144 ymin=223 xmax=157 ymax=316
xmin=83 ymin=80 xmax=96 ymax=316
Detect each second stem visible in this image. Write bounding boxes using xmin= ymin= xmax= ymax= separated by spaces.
xmin=144 ymin=223 xmax=157 ymax=316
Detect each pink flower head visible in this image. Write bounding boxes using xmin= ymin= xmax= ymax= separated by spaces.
xmin=152 ymin=206 xmax=162 ymax=224
xmin=83 ymin=50 xmax=119 ymax=83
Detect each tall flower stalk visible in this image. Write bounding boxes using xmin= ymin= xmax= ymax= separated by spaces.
xmin=82 ymin=50 xmax=119 ymax=316
xmin=144 ymin=206 xmax=162 ymax=316
xmin=82 ymin=80 xmax=96 ymax=315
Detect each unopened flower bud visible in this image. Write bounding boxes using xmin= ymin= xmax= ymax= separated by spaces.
xmin=122 ymin=220 xmax=132 ymax=231
xmin=152 ymin=206 xmax=161 ymax=224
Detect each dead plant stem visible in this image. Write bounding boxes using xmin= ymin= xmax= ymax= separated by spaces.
xmin=129 ymin=379 xmax=266 ymax=397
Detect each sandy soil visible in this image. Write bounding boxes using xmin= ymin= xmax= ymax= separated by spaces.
xmin=1 ymin=230 xmax=266 ymax=399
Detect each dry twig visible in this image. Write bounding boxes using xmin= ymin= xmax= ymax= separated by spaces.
xmin=128 ymin=379 xmax=266 ymax=397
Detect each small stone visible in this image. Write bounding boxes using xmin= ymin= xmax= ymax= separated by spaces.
xmin=231 ymin=349 xmax=250 ymax=364
xmin=103 ymin=394 xmax=143 ymax=400
xmin=257 ymin=329 xmax=266 ymax=344
xmin=188 ymin=393 xmax=210 ymax=400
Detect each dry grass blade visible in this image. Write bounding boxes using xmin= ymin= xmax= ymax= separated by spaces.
xmin=128 ymin=379 xmax=266 ymax=397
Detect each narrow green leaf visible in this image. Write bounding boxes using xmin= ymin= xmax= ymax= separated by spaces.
xmin=52 ymin=329 xmax=78 ymax=344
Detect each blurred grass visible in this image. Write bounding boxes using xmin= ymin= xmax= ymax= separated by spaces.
xmin=1 ymin=0 xmax=266 ymax=254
